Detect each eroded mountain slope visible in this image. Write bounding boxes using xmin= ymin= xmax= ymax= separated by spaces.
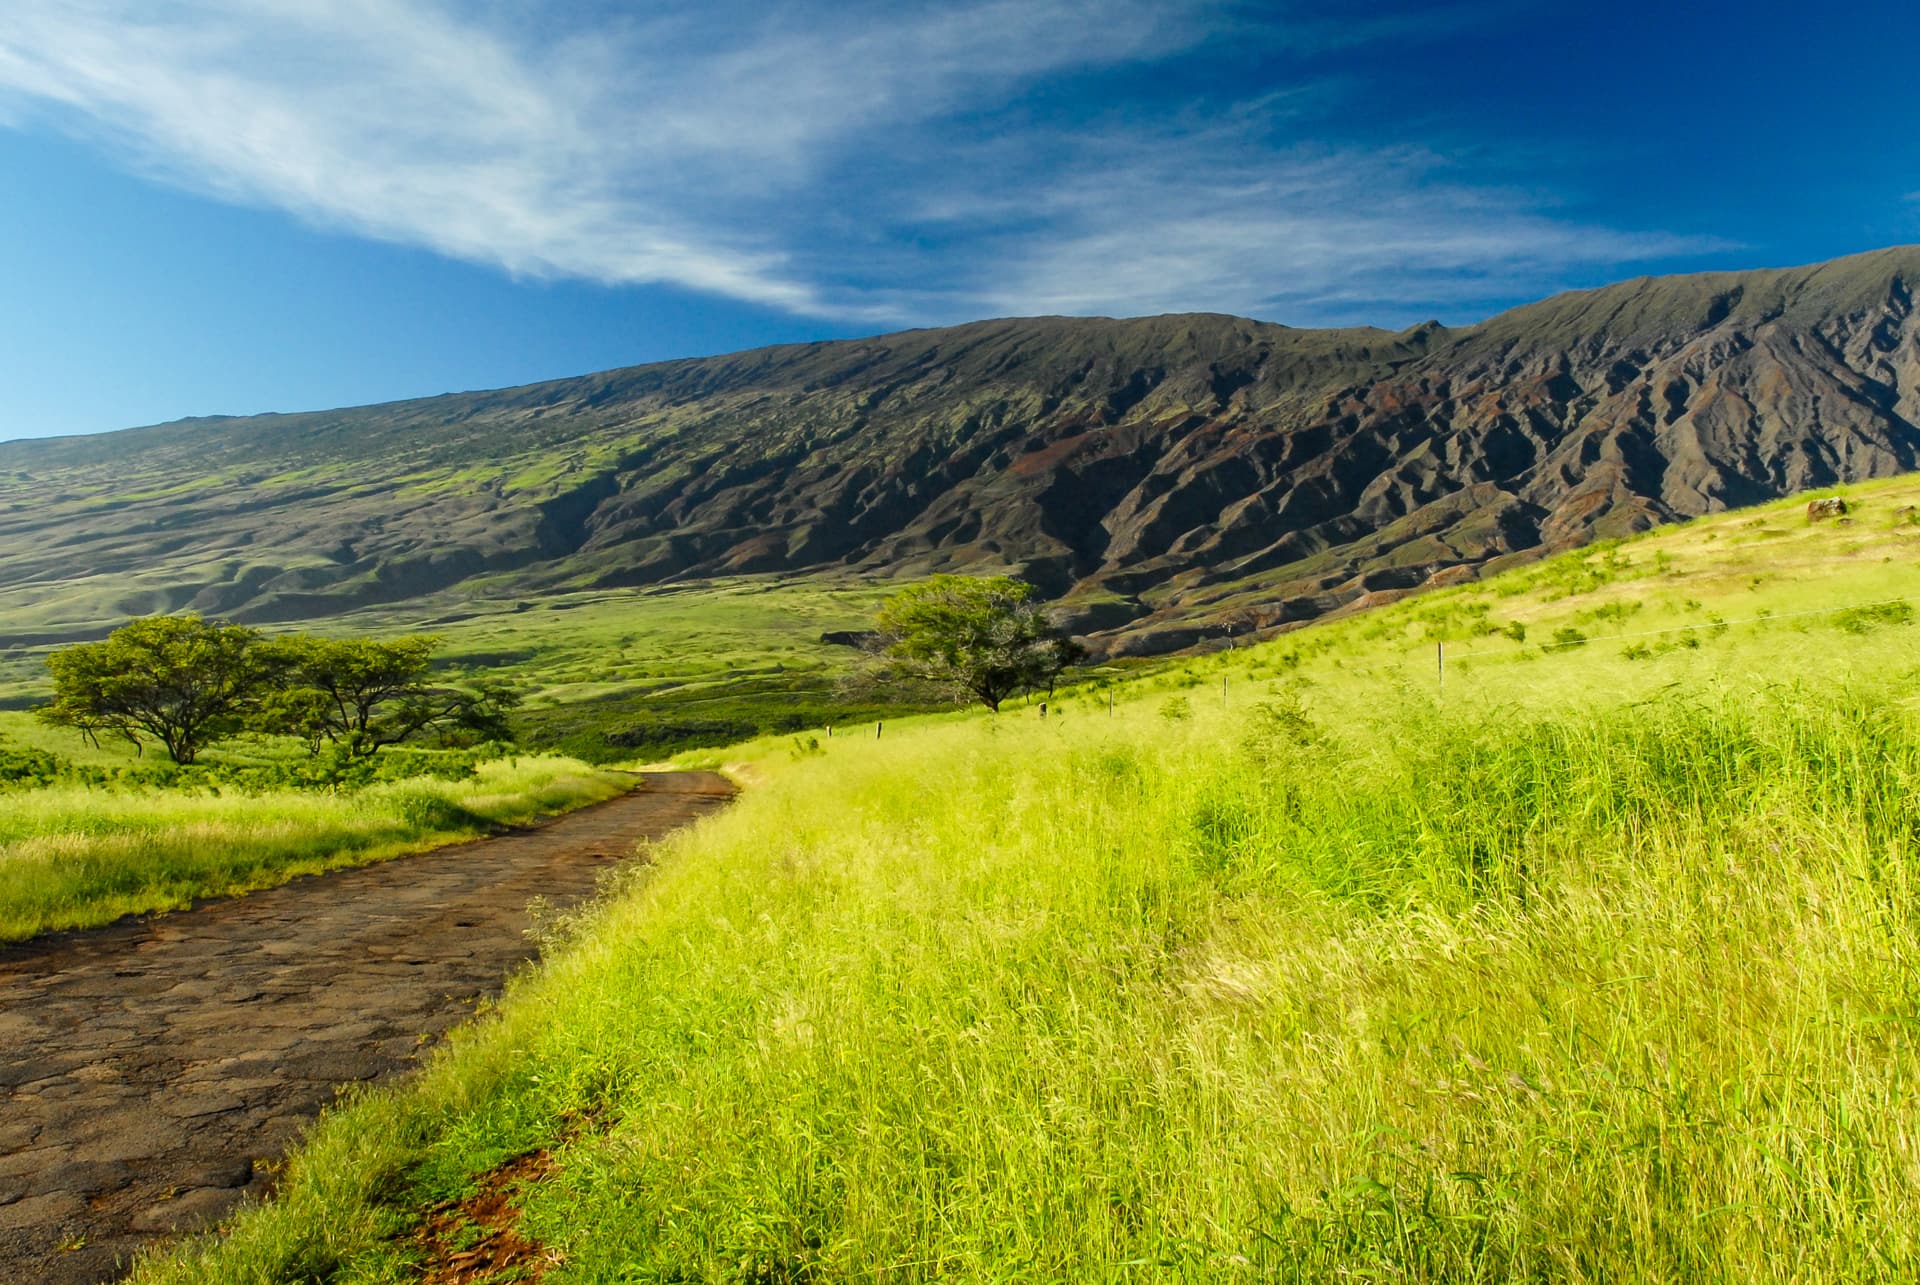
xmin=2 ymin=247 xmax=1916 ymax=653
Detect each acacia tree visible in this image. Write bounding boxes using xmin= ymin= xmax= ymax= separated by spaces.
xmin=40 ymin=615 xmax=267 ymax=764
xmin=262 ymin=634 xmax=520 ymax=756
xmin=876 ymin=575 xmax=1083 ymax=712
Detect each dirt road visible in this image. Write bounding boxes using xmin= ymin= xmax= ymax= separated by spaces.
xmin=0 ymin=771 xmax=733 ymax=1284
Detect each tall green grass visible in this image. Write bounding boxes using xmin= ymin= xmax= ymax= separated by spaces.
xmin=0 ymin=756 xmax=626 ymax=941
xmin=131 ymin=652 xmax=1920 ymax=1282
xmin=122 ymin=480 xmax=1920 ymax=1282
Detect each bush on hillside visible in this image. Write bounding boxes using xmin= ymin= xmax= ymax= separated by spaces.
xmin=1835 ymin=601 xmax=1914 ymax=633
xmin=0 ymin=743 xmax=69 ymax=789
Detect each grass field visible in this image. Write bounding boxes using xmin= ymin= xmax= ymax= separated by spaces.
xmin=0 ymin=574 xmax=923 ymax=939
xmin=113 ymin=475 xmax=1920 ymax=1281
xmin=0 ymin=755 xmax=627 ymax=942
xmin=0 ymin=575 xmax=950 ymax=759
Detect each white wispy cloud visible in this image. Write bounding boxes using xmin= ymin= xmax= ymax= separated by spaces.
xmin=944 ymin=137 xmax=1732 ymax=324
xmin=0 ymin=0 xmax=1719 ymax=325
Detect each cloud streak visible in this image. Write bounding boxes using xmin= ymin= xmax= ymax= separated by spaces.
xmin=0 ymin=0 xmax=1722 ymax=325
xmin=949 ymin=137 xmax=1731 ymax=324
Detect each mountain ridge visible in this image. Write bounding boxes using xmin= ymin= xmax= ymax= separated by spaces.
xmin=4 ymin=246 xmax=1918 ymax=654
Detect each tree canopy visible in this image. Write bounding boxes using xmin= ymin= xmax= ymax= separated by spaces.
xmin=262 ymin=634 xmax=516 ymax=757
xmin=876 ymin=575 xmax=1083 ymax=712
xmin=39 ymin=617 xmax=520 ymax=764
xmin=41 ymin=615 xmax=268 ymax=764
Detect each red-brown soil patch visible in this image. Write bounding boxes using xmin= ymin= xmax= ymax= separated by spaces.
xmin=415 ymin=1150 xmax=561 ymax=1284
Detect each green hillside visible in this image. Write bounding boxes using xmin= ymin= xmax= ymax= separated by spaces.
xmin=129 ymin=477 xmax=1920 ymax=1283
xmin=5 ymin=246 xmax=1919 ymax=664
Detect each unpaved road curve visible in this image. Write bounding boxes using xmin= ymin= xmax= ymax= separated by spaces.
xmin=0 ymin=771 xmax=733 ymax=1284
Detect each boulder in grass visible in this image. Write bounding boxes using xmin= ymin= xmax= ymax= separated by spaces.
xmin=1807 ymin=497 xmax=1848 ymax=522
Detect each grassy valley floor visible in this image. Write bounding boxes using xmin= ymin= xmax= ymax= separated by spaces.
xmin=124 ymin=476 xmax=1920 ymax=1282
xmin=0 ymin=576 xmax=953 ymax=765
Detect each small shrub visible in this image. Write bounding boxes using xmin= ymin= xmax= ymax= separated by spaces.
xmin=1548 ymin=627 xmax=1588 ymax=650
xmin=1577 ymin=600 xmax=1643 ymax=625
xmin=0 ymin=744 xmax=69 ymax=789
xmin=1159 ymin=695 xmax=1192 ymax=723
xmin=1243 ymin=697 xmax=1318 ymax=761
xmin=1834 ymin=601 xmax=1915 ymax=634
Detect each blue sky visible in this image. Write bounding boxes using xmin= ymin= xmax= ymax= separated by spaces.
xmin=0 ymin=0 xmax=1915 ymax=441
